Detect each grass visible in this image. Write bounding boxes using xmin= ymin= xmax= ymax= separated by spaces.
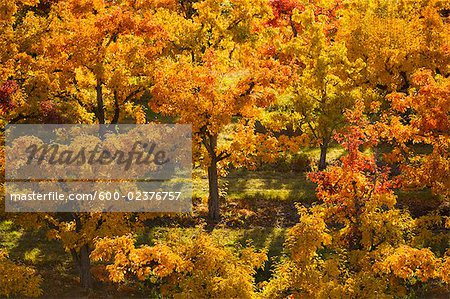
xmin=302 ymin=144 xmax=346 ymax=163
xmin=190 ymin=168 xmax=319 ymax=228
xmin=192 ymin=143 xmax=346 ymax=202
xmin=193 ymin=169 xmax=317 ymax=203
xmin=225 ymin=170 xmax=317 ymax=203
xmin=0 ymin=220 xmax=68 ymax=265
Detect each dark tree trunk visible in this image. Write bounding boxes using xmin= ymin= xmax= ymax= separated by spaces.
xmin=202 ymin=133 xmax=221 ymax=221
xmin=111 ymin=89 xmax=120 ymax=124
xmin=71 ymin=244 xmax=94 ymax=289
xmin=96 ymin=80 xmax=109 ymax=139
xmin=96 ymin=81 xmax=105 ymax=125
xmin=71 ymin=214 xmax=94 ymax=289
xmin=207 ymin=157 xmax=220 ymax=221
xmin=319 ymin=140 xmax=329 ymax=171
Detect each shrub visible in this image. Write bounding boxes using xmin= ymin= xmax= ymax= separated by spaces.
xmin=91 ymin=228 xmax=267 ymax=299
xmin=0 ymin=249 xmax=42 ymax=298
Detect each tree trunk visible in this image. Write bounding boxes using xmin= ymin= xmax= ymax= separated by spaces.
xmin=204 ymin=133 xmax=220 ymax=222
xmin=208 ymin=157 xmax=220 ymax=221
xmin=111 ymin=89 xmax=120 ymax=124
xmin=96 ymin=80 xmax=105 ymax=125
xmin=71 ymin=244 xmax=94 ymax=289
xmin=319 ymin=140 xmax=329 ymax=171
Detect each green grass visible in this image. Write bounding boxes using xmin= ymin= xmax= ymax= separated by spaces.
xmin=0 ymin=220 xmax=68 ymax=265
xmin=192 ymin=143 xmax=346 ymax=202
xmin=225 ymin=170 xmax=317 ymax=203
xmin=302 ymin=144 xmax=346 ymax=163
xmin=193 ymin=169 xmax=317 ymax=203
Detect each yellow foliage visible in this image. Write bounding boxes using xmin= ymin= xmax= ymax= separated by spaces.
xmin=92 ymin=229 xmax=267 ymax=299
xmin=374 ymin=246 xmax=441 ymax=282
xmin=0 ymin=249 xmax=42 ymax=298
xmin=263 ymin=108 xmax=449 ymax=298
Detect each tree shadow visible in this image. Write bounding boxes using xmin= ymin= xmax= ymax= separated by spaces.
xmin=235 ymin=227 xmax=287 ymax=284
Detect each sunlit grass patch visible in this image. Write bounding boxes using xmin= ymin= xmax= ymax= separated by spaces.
xmin=193 ymin=169 xmax=317 ymax=203
xmin=302 ymin=144 xmax=346 ymax=163
xmin=225 ymin=171 xmax=316 ymax=203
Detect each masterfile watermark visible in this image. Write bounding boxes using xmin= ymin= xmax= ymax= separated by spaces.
xmin=25 ymin=141 xmax=170 ymax=170
xmin=5 ymin=124 xmax=193 ymax=212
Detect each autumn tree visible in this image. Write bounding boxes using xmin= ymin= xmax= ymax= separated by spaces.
xmin=377 ymin=69 xmax=450 ymax=206
xmin=289 ymin=4 xmax=364 ymax=170
xmin=2 ymin=0 xmax=169 ymax=125
xmin=263 ymin=103 xmax=449 ymax=298
xmin=264 ymin=0 xmax=366 ymax=170
xmin=339 ymin=0 xmax=450 ymax=204
xmin=150 ymin=0 xmax=289 ymax=220
xmin=0 ymin=0 xmax=170 ymax=289
xmin=341 ymin=0 xmax=450 ymax=92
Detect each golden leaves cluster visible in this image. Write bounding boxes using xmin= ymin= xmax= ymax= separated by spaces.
xmin=92 ymin=229 xmax=267 ymax=299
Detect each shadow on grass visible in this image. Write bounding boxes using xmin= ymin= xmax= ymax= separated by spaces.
xmin=236 ymin=228 xmax=287 ymax=284
xmin=0 ymin=220 xmax=84 ymax=298
xmin=396 ymin=188 xmax=446 ymax=217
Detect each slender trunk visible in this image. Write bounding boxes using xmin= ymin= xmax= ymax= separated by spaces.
xmin=96 ymin=81 xmax=105 ymax=125
xmin=208 ymin=157 xmax=220 ymax=221
xmin=96 ymin=81 xmax=108 ymax=139
xmin=71 ymin=214 xmax=94 ymax=289
xmin=111 ymin=89 xmax=120 ymax=124
xmin=319 ymin=140 xmax=329 ymax=170
xmin=71 ymin=244 xmax=94 ymax=289
xmin=206 ymin=134 xmax=220 ymax=221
